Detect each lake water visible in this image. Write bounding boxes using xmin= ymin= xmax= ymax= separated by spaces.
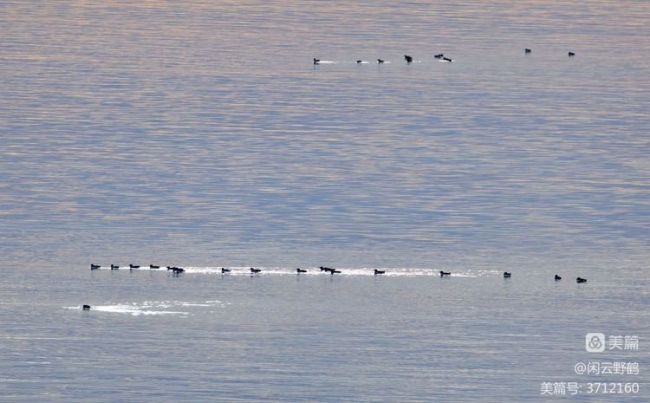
xmin=1 ymin=1 xmax=649 ymax=401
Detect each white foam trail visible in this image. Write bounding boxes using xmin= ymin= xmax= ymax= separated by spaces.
xmin=67 ymin=299 xmax=229 ymax=316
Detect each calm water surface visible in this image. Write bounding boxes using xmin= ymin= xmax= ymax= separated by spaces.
xmin=1 ymin=1 xmax=649 ymax=401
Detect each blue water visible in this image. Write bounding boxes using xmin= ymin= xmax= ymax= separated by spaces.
xmin=1 ymin=0 xmax=649 ymax=400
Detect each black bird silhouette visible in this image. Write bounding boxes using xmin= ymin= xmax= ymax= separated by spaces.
xmin=297 ymin=268 xmax=307 ymax=273
xmin=221 ymin=268 xmax=231 ymax=273
xmin=374 ymin=269 xmax=385 ymax=275
xmin=554 ymin=274 xmax=562 ymax=281
xmin=576 ymin=277 xmax=587 ymax=283
xmin=442 ymin=57 xmax=453 ymax=62
xmin=313 ymin=58 xmax=320 ymax=65
xmin=503 ymin=272 xmax=512 ymax=278
xmin=150 ymin=264 xmax=160 ymax=269
xmin=440 ymin=271 xmax=451 ymax=277
xmin=525 ymin=48 xmax=532 ymax=54
xmin=404 ymin=55 xmax=413 ymax=63
xmin=377 ymin=59 xmax=384 ymax=64
xmin=434 ymin=53 xmax=444 ymax=59
xmin=250 ymin=268 xmax=261 ymax=274
xmin=111 ymin=264 xmax=119 ymax=270
xmin=129 ymin=264 xmax=140 ymax=269
xmin=90 ymin=264 xmax=100 ymax=270
xmin=82 ymin=304 xmax=91 ymax=311
xmin=568 ymin=52 xmax=575 ymax=57
xmin=356 ymin=59 xmax=362 ymax=64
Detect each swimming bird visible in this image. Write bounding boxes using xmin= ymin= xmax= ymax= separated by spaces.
xmin=111 ymin=264 xmax=119 ymax=270
xmin=503 ymin=272 xmax=512 ymax=278
xmin=129 ymin=264 xmax=140 ymax=269
xmin=297 ymin=268 xmax=307 ymax=273
xmin=331 ymin=270 xmax=341 ymax=274
xmin=356 ymin=59 xmax=363 ymax=64
xmin=82 ymin=304 xmax=91 ymax=311
xmin=576 ymin=277 xmax=587 ymax=283
xmin=525 ymin=48 xmax=532 ymax=54
xmin=377 ymin=59 xmax=384 ymax=64
xmin=374 ymin=269 xmax=385 ymax=275
xmin=554 ymin=274 xmax=562 ymax=281
xmin=313 ymin=58 xmax=320 ymax=65
xmin=150 ymin=264 xmax=160 ymax=269
xmin=320 ymin=266 xmax=334 ymax=273
xmin=221 ymin=268 xmax=230 ymax=273
xmin=442 ymin=57 xmax=453 ymax=62
xmin=90 ymin=264 xmax=100 ymax=270
xmin=434 ymin=53 xmax=444 ymax=59
xmin=440 ymin=271 xmax=451 ymax=277
xmin=404 ymin=55 xmax=413 ymax=63
xmin=250 ymin=268 xmax=261 ymax=274
xmin=568 ymin=51 xmax=575 ymax=57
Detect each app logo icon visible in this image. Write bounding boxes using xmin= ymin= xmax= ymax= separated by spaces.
xmin=585 ymin=333 xmax=606 ymax=352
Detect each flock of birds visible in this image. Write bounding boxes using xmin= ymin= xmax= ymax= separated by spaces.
xmin=89 ymin=263 xmax=587 ymax=282
xmin=82 ymin=264 xmax=587 ymax=311
xmin=313 ymin=48 xmax=575 ymax=65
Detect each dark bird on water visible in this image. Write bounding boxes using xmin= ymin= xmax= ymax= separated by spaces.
xmin=440 ymin=271 xmax=451 ymax=277
xmin=356 ymin=59 xmax=363 ymax=64
xmin=377 ymin=59 xmax=384 ymax=64
xmin=296 ymin=268 xmax=307 ymax=273
xmin=525 ymin=48 xmax=532 ymax=54
xmin=331 ymin=270 xmax=341 ymax=274
xmin=374 ymin=269 xmax=385 ymax=275
xmin=111 ymin=264 xmax=119 ymax=270
xmin=313 ymin=58 xmax=320 ymax=65
xmin=576 ymin=277 xmax=587 ymax=283
xmin=442 ymin=57 xmax=453 ymax=62
xmin=150 ymin=264 xmax=160 ymax=269
xmin=90 ymin=264 xmax=100 ymax=270
xmin=434 ymin=53 xmax=444 ymax=59
xmin=221 ymin=268 xmax=231 ymax=273
xmin=503 ymin=272 xmax=512 ymax=278
xmin=568 ymin=51 xmax=575 ymax=57
xmin=250 ymin=268 xmax=261 ymax=274
xmin=404 ymin=55 xmax=413 ymax=63
xmin=554 ymin=274 xmax=562 ymax=281
xmin=129 ymin=264 xmax=140 ymax=269
xmin=82 ymin=304 xmax=91 ymax=311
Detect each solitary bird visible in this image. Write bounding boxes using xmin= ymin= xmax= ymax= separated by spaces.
xmin=442 ymin=57 xmax=453 ymax=62
xmin=554 ymin=274 xmax=562 ymax=281
xmin=576 ymin=277 xmax=587 ymax=283
xmin=503 ymin=272 xmax=512 ymax=278
xmin=525 ymin=48 xmax=532 ymax=54
xmin=568 ymin=52 xmax=575 ymax=57
xmin=221 ymin=268 xmax=231 ymax=273
xmin=82 ymin=304 xmax=91 ymax=311
xmin=440 ymin=271 xmax=451 ymax=277
xmin=90 ymin=264 xmax=100 ymax=270
xmin=150 ymin=264 xmax=160 ymax=269
xmin=377 ymin=59 xmax=384 ymax=64
xmin=111 ymin=264 xmax=119 ymax=270
xmin=313 ymin=58 xmax=320 ymax=65
xmin=374 ymin=269 xmax=385 ymax=275
xmin=297 ymin=268 xmax=307 ymax=273
xmin=404 ymin=55 xmax=413 ymax=63
xmin=356 ymin=59 xmax=363 ymax=64
xmin=250 ymin=268 xmax=261 ymax=274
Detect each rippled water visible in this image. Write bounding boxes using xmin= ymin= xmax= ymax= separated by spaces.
xmin=1 ymin=0 xmax=649 ymax=401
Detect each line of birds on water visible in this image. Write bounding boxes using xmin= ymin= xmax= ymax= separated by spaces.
xmin=90 ymin=264 xmax=587 ymax=283
xmin=313 ymin=49 xmax=575 ymax=65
